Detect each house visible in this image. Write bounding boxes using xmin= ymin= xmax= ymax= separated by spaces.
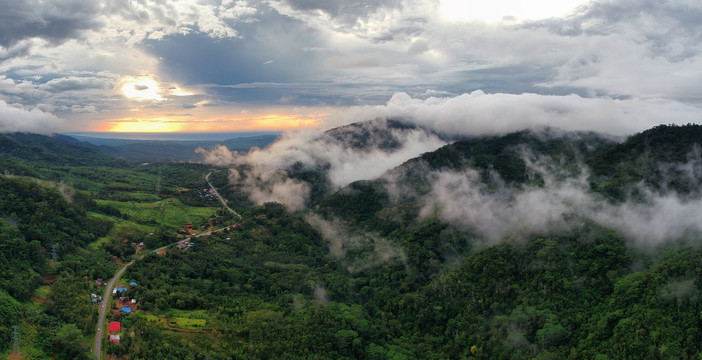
xmin=90 ymin=294 xmax=102 ymax=303
xmin=121 ymin=307 xmax=132 ymax=314
xmin=109 ymin=335 xmax=120 ymax=344
xmin=131 ymin=299 xmax=137 ymax=304
xmin=129 ymin=281 xmax=137 ymax=287
xmin=109 ymin=322 xmax=120 ymax=332
xmin=113 ymin=287 xmax=128 ymax=295
xmin=96 ymin=278 xmax=104 ymax=286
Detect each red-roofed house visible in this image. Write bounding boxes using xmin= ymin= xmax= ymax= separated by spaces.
xmin=109 ymin=322 xmax=121 ymax=332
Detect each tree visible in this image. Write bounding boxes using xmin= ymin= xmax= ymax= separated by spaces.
xmin=55 ymin=323 xmax=90 ymax=360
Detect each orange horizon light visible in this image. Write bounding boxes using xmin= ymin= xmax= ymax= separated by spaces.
xmin=96 ymin=113 xmax=325 ymax=133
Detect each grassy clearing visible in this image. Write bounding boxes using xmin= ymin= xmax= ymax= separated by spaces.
xmin=33 ymin=285 xmax=51 ymax=300
xmin=168 ymin=317 xmax=207 ymax=330
xmin=109 ymin=191 xmax=162 ymax=202
xmin=138 ymin=309 xmax=209 ymax=331
xmin=87 ymin=212 xmax=156 ymax=250
xmin=88 ymin=212 xmax=154 ymax=232
xmin=95 ymin=198 xmax=217 ymax=229
xmin=87 ymin=235 xmax=111 ymax=251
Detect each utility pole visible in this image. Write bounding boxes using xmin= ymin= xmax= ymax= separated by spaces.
xmin=12 ymin=325 xmax=19 ymax=354
xmin=51 ymin=244 xmax=58 ymax=262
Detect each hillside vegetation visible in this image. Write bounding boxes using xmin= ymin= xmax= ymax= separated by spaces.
xmin=2 ymin=125 xmax=702 ymax=359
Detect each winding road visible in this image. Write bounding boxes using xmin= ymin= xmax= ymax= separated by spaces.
xmin=94 ymin=172 xmax=239 ymax=359
xmin=205 ymin=172 xmax=242 ymax=220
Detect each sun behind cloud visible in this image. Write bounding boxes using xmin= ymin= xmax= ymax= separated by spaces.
xmin=120 ymin=76 xmax=163 ymax=101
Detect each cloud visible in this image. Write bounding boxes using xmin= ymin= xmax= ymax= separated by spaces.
xmin=418 ymin=146 xmax=702 ymax=245
xmin=247 ymin=173 xmax=310 ymax=211
xmin=70 ymin=105 xmax=97 ymax=114
xmin=100 ymin=0 xmax=257 ymax=45
xmin=0 ymin=40 xmax=32 ymax=61
xmin=305 ymin=213 xmax=405 ymax=272
xmin=0 ymin=99 xmax=63 ymax=134
xmin=0 ymin=0 xmax=101 ymax=48
xmin=2 ymin=0 xmax=702 ymax=140
xmin=39 ymin=76 xmax=113 ymax=93
xmin=329 ymin=91 xmax=702 ymax=137
xmin=267 ymin=0 xmax=432 ymax=41
xmin=198 ymin=118 xmax=446 ymax=209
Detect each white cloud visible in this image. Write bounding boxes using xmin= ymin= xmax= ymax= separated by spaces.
xmin=3 ymin=0 xmax=702 ymax=133
xmin=198 ymin=118 xmax=447 ymax=209
xmin=0 ymin=99 xmax=63 ymax=133
xmin=327 ymin=91 xmax=702 ymax=137
xmin=419 ymin=150 xmax=702 ymax=245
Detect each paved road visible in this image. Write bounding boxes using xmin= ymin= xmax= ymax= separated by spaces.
xmin=94 ymin=172 xmax=241 ymax=358
xmin=94 ymin=260 xmax=133 ymax=358
xmin=205 ymin=172 xmax=242 ymax=220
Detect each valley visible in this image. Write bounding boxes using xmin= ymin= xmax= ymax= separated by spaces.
xmin=1 ymin=124 xmax=702 ymax=359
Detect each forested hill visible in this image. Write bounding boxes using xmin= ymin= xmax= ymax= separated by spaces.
xmin=319 ymin=124 xmax=702 ymax=227
xmin=0 ymin=132 xmax=125 ymax=168
xmin=95 ymin=134 xmax=279 ymax=162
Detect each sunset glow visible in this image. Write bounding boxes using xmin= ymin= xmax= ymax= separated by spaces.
xmin=98 ymin=113 xmax=325 ymax=133
xmin=106 ymin=119 xmax=184 ymax=132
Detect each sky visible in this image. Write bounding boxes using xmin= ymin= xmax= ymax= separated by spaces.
xmin=0 ymin=0 xmax=701 ymax=134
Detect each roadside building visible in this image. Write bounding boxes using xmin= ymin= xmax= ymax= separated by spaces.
xmin=109 ymin=322 xmax=120 ymax=332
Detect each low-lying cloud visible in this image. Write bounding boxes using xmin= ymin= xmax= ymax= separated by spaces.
xmin=305 ymin=213 xmax=405 ymax=273
xmin=199 ymin=90 xmax=702 ymax=248
xmin=0 ymin=99 xmax=63 ymax=134
xmin=418 ymin=149 xmax=702 ymax=245
xmin=327 ymin=91 xmax=702 ymax=137
xmin=199 ymin=119 xmax=446 ymax=209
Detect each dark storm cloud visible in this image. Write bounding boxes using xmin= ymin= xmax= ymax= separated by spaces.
xmin=0 ymin=0 xmax=101 ymax=48
xmin=145 ymin=7 xmax=325 ymax=91
xmin=0 ymin=41 xmax=33 ymax=61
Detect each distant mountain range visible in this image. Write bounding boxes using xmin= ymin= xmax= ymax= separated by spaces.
xmin=67 ymin=133 xmax=280 ymax=162
xmin=0 ymin=132 xmax=279 ymax=164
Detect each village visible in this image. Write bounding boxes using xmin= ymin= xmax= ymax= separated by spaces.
xmin=93 ymin=218 xmax=241 ymax=358
xmin=89 ymin=172 xmax=242 ymax=358
xmin=92 ymin=279 xmax=139 ymax=346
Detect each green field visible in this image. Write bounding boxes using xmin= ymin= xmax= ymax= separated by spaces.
xmin=139 ymin=309 xmax=209 ymax=331
xmin=95 ymin=198 xmax=218 ymax=229
xmin=87 ymin=212 xmax=156 ymax=250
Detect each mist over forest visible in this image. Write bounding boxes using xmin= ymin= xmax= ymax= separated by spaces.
xmin=3 ymin=0 xmax=702 ymax=358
